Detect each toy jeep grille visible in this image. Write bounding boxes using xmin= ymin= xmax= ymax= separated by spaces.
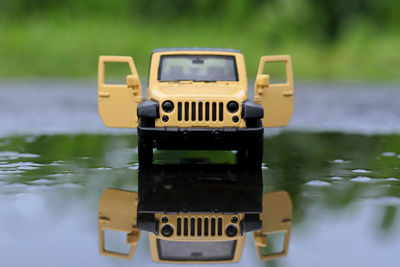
xmin=157 ymin=214 xmax=242 ymax=239
xmin=176 ymin=216 xmax=223 ymax=237
xmin=177 ymin=101 xmax=224 ymax=122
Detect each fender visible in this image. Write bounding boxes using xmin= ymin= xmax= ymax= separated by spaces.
xmin=241 ymin=101 xmax=264 ymax=119
xmin=137 ymin=100 xmax=160 ymax=118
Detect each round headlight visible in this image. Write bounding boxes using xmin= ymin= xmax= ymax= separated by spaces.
xmin=162 ymin=101 xmax=174 ymax=113
xmin=161 ymin=224 xmax=174 ymax=237
xmin=225 ymin=225 xmax=238 ymax=237
xmin=227 ymin=101 xmax=239 ymax=113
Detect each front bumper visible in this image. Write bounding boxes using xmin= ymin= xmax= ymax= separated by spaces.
xmin=137 ymin=126 xmax=264 ymax=150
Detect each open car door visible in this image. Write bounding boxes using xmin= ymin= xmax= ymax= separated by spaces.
xmin=98 ymin=189 xmax=140 ymax=259
xmin=98 ymin=56 xmax=142 ymax=128
xmin=253 ymin=191 xmax=292 ymax=261
xmin=254 ymin=55 xmax=294 ymax=127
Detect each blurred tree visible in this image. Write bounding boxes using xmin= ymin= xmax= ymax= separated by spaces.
xmin=1 ymin=0 xmax=398 ymax=39
xmin=0 ymin=0 xmax=399 ymax=79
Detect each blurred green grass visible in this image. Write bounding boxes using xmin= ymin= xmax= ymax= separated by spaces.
xmin=0 ymin=0 xmax=399 ymax=81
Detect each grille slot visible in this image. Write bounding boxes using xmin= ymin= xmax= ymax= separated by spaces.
xmin=211 ymin=218 xmax=216 ymax=236
xmin=219 ymin=102 xmax=224 ymax=122
xmin=191 ymin=102 xmax=196 ymax=121
xmin=218 ymin=218 xmax=223 ymax=236
xmin=198 ymin=102 xmax=203 ymax=121
xmin=184 ymin=102 xmax=189 ymax=121
xmin=176 ymin=101 xmax=224 ymax=123
xmin=204 ymin=218 xmax=209 ymax=236
xmin=212 ymin=102 xmax=217 ymax=121
xmin=177 ymin=217 xmax=182 ymax=236
xmin=175 ymin=216 xmax=222 ymax=237
xmin=197 ymin=218 xmax=202 ymax=236
xmin=177 ymin=102 xmax=182 ymax=121
xmin=190 ymin=218 xmax=195 ymax=236
xmin=184 ymin=218 xmax=189 ymax=236
xmin=205 ymin=102 xmax=210 ymax=121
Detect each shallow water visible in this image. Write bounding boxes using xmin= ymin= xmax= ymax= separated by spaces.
xmin=1 ymin=81 xmax=399 ymax=266
xmin=0 ymin=132 xmax=399 ymax=266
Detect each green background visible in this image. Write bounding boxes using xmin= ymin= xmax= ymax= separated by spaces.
xmin=1 ymin=0 xmax=399 ymax=81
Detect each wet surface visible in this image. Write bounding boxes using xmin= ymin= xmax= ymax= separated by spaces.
xmin=0 ymin=82 xmax=399 ymax=266
xmin=0 ymin=133 xmax=399 ymax=266
xmin=1 ymin=81 xmax=400 ymax=136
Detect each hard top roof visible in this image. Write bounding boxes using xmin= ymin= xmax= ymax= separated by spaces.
xmin=152 ymin=47 xmax=242 ymax=53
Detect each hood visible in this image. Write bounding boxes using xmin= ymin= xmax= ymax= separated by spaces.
xmin=149 ymin=82 xmax=247 ymax=100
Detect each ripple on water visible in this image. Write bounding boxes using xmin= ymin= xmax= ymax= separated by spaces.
xmin=306 ymin=180 xmax=331 ymax=187
xmin=0 ymin=151 xmax=40 ymax=160
xmin=330 ymin=176 xmax=343 ymax=180
xmin=352 ymin=169 xmax=371 ymax=174
xmin=0 ymin=169 xmax=24 ymax=174
xmin=261 ymin=163 xmax=269 ymax=169
xmin=48 ymin=162 xmax=63 ymax=166
xmin=128 ymin=164 xmax=139 ymax=170
xmin=0 ymin=162 xmax=43 ymax=172
xmin=0 ymin=162 xmax=43 ymax=168
xmin=0 ymin=180 xmax=82 ymax=193
xmin=351 ymin=176 xmax=399 ymax=183
xmin=381 ymin=152 xmax=396 ymax=157
xmin=330 ymin=159 xmax=349 ymax=164
xmin=18 ymin=166 xmax=39 ymax=170
xmin=351 ymin=176 xmax=373 ymax=182
xmin=381 ymin=177 xmax=399 ymax=181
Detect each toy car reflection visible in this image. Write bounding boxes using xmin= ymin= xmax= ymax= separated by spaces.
xmin=98 ymin=165 xmax=292 ymax=263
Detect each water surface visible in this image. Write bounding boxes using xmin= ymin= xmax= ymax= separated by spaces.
xmin=1 ymin=81 xmax=399 ymax=266
xmin=0 ymin=132 xmax=399 ymax=266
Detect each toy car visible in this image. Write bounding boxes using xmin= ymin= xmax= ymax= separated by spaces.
xmin=98 ymin=164 xmax=292 ymax=263
xmin=97 ymin=48 xmax=294 ymax=167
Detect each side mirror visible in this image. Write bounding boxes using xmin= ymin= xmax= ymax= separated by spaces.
xmin=127 ymin=74 xmax=140 ymax=89
xmin=127 ymin=74 xmax=140 ymax=96
xmin=256 ymin=74 xmax=270 ymax=88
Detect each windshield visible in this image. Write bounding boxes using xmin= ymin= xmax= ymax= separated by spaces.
xmin=157 ymin=239 xmax=236 ymax=261
xmin=158 ymin=55 xmax=238 ymax=82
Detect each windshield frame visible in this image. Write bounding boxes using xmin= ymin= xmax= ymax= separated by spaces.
xmin=157 ymin=55 xmax=239 ymax=82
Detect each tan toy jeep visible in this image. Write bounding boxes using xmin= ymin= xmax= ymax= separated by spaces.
xmin=98 ymin=48 xmax=294 ymax=167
